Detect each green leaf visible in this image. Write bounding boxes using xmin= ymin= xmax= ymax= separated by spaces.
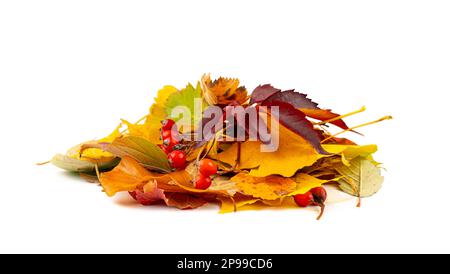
xmin=81 ymin=136 xmax=171 ymax=173
xmin=50 ymin=154 xmax=119 ymax=173
xmin=165 ymin=82 xmax=204 ymax=132
xmin=335 ymin=156 xmax=384 ymax=197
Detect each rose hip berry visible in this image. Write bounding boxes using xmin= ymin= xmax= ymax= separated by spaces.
xmin=311 ymin=187 xmax=327 ymax=203
xmin=294 ymin=191 xmax=314 ymax=207
xmin=161 ymin=129 xmax=172 ymax=139
xmin=198 ymin=159 xmax=218 ymax=177
xmin=195 ymin=174 xmax=212 ymax=190
xmin=168 ymin=150 xmax=186 ymax=169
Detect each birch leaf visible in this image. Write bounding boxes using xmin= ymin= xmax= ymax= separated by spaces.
xmin=335 ymin=156 xmax=384 ymax=197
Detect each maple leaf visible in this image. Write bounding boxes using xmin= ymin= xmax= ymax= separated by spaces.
xmin=215 ymin=122 xmax=321 ymax=177
xmin=231 ymin=173 xmax=297 ymax=200
xmin=201 ymin=73 xmax=248 ymax=105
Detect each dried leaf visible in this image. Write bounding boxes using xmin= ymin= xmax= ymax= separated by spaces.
xmin=77 ymin=126 xmax=122 ymax=160
xmin=99 ymin=156 xmax=152 ymax=196
xmin=201 ymin=74 xmax=248 ymax=105
xmin=289 ymin=173 xmax=328 ymax=196
xmin=252 ymin=85 xmax=349 ymax=130
xmin=323 ymin=144 xmax=378 ymax=166
xmin=124 ymin=85 xmax=178 ymax=143
xmin=164 ymin=193 xmax=208 ymax=210
xmin=249 ymin=84 xmax=281 ymax=105
xmin=262 ymin=100 xmax=328 ymax=154
xmin=165 ymin=82 xmax=204 ymax=133
xmin=50 ymin=154 xmax=119 ymax=173
xmin=231 ymin=173 xmax=296 ymax=200
xmin=217 ymin=195 xmax=259 ymax=214
xmin=82 ymin=136 xmax=171 ymax=173
xmin=216 ymin=122 xmax=321 ymax=177
xmin=263 ymin=89 xmax=319 ymax=110
xmin=335 ymin=156 xmax=384 ymax=197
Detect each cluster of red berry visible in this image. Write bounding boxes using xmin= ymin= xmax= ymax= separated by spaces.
xmin=159 ymin=119 xmax=186 ymax=170
xmin=159 ymin=119 xmax=218 ymax=190
xmin=194 ymin=159 xmax=218 ymax=190
xmin=293 ymin=187 xmax=327 ymax=219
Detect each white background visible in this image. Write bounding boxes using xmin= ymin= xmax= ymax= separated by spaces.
xmin=1 ymin=0 xmax=449 ymax=254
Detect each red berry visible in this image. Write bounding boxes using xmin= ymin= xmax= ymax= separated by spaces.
xmin=311 ymin=187 xmax=327 ymax=203
xmin=163 ymin=136 xmax=179 ymax=151
xmin=195 ymin=174 xmax=212 ymax=190
xmin=168 ymin=150 xmax=186 ymax=169
xmin=161 ymin=129 xmax=172 ymax=139
xmin=198 ymin=159 xmax=218 ymax=177
xmin=294 ymin=192 xmax=314 ymax=207
xmin=161 ymin=119 xmax=176 ymax=131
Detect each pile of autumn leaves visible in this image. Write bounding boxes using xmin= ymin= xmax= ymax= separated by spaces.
xmin=49 ymin=74 xmax=389 ymax=218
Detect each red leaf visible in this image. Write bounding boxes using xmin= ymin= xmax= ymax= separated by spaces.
xmin=259 ymin=87 xmax=350 ymax=130
xmin=129 ymin=189 xmax=165 ymax=206
xmin=300 ymin=109 xmax=350 ymax=130
xmin=163 ymin=193 xmax=208 ymax=210
xmin=249 ymin=84 xmax=281 ymax=104
xmin=265 ymin=89 xmax=319 ymax=110
xmin=262 ymin=100 xmax=329 ymax=155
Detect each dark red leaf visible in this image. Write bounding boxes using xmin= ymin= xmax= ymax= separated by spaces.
xmin=262 ymin=100 xmax=329 ymax=155
xmin=265 ymin=89 xmax=320 ymax=110
xmin=260 ymin=88 xmax=350 ymax=130
xmin=249 ymin=84 xmax=281 ymax=105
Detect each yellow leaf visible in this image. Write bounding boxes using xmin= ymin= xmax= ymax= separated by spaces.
xmin=75 ymin=125 xmax=122 ymax=160
xmin=217 ymin=195 xmax=259 ymax=214
xmin=123 ymin=85 xmax=178 ymax=143
xmin=201 ymin=73 xmax=248 ymax=105
xmin=231 ymin=173 xmax=297 ymax=200
xmin=216 ymin=123 xmax=321 ymax=177
xmin=289 ymin=173 xmax=327 ymax=196
xmin=322 ymin=144 xmax=378 ymax=166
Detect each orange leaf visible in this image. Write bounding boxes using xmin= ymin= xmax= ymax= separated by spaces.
xmin=231 ymin=173 xmax=297 ymax=200
xmin=163 ymin=193 xmax=208 ymax=210
xmin=99 ymin=156 xmax=152 ymax=196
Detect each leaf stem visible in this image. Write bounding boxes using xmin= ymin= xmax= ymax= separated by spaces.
xmin=321 ymin=116 xmax=393 ymax=143
xmin=314 ymin=106 xmax=366 ymax=125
